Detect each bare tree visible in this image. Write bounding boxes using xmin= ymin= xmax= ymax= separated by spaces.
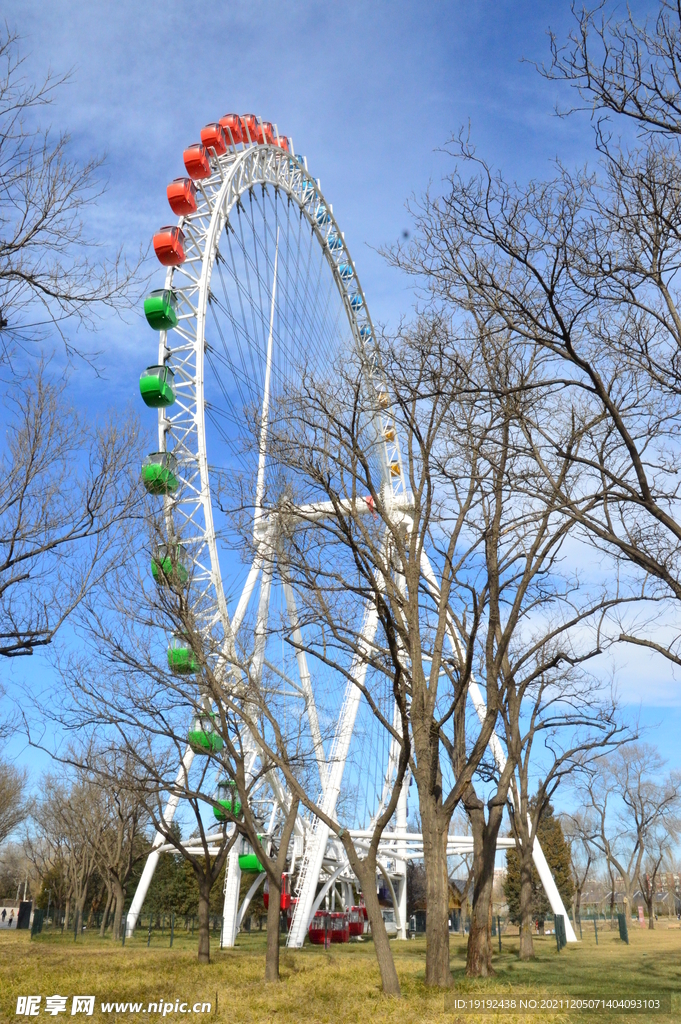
xmin=0 ymin=367 xmax=141 ymax=657
xmin=576 ymin=744 xmax=681 ymax=919
xmin=262 ymin=321 xmax=503 ymax=987
xmin=44 ymin=394 xmax=413 ymax=988
xmin=0 ymin=28 xmax=142 ymax=357
xmin=261 ymin=315 xmax=622 ymax=981
xmin=501 ymin=653 xmax=627 ymax=962
xmin=52 ymin=649 xmax=239 ymax=963
xmin=42 ymin=511 xmax=314 ymax=969
xmin=544 ymin=1 xmax=681 ymax=138
xmin=81 ymin=751 xmax=150 ymax=940
xmin=219 ymin=643 xmax=409 ymax=993
xmin=562 ymin=810 xmax=596 ymax=931
xmin=0 ymin=27 xmax=145 ymax=660
xmin=0 ymin=759 xmax=27 ymax=847
xmin=383 ymin=5 xmax=681 ymax=678
xmin=31 ymin=775 xmax=103 ymax=933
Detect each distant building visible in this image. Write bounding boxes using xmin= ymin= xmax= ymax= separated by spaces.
xmin=410 ymin=878 xmax=467 ymax=934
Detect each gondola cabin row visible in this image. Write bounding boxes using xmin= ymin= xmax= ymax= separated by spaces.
xmin=308 ymin=911 xmax=350 ymax=944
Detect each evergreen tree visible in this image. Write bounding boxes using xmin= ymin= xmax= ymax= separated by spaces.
xmin=504 ymin=843 xmax=522 ymax=924
xmin=504 ymin=802 xmax=574 ymax=925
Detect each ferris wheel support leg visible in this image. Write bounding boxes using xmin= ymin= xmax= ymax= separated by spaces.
xmin=282 ymin=578 xmax=326 ymax=791
xmin=418 ymin=549 xmax=577 ymax=943
xmin=126 ymin=744 xmax=195 ymax=936
xmin=221 ymin=556 xmax=275 ymax=949
xmin=221 ymin=743 xmax=260 ymax=947
xmin=221 ymin=846 xmax=242 ymax=948
xmin=287 ymin=601 xmax=380 ymax=949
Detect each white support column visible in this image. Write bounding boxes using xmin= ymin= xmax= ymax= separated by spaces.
xmin=126 ymin=744 xmax=195 ymax=935
xmin=221 ymin=742 xmax=260 ymax=947
xmin=282 ymin=578 xmax=327 ymax=791
xmin=419 ymin=550 xmax=577 ymax=943
xmin=232 ymin=555 xmax=263 ymax=635
xmin=237 ymin=872 xmax=266 ymax=929
xmin=221 ymin=845 xmax=243 ymax=947
xmin=221 ymin=548 xmax=275 ymax=947
xmin=287 ymin=600 xmax=380 ymax=947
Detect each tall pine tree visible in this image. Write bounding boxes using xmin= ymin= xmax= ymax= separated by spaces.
xmin=504 ymin=802 xmax=574 ymax=925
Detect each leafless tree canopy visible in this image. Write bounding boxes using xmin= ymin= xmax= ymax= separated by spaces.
xmin=256 ymin=312 xmax=625 ymax=981
xmin=544 ymin=1 xmax=681 ymax=136
xmin=0 ymin=759 xmax=28 ymax=847
xmin=0 ymin=368 xmax=141 ymax=656
xmin=569 ymin=744 xmax=681 ymax=918
xmin=0 ymin=29 xmax=143 ymax=357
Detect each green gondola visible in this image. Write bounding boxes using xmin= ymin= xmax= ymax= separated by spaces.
xmin=213 ymin=779 xmax=242 ymax=820
xmin=144 ymin=289 xmax=179 ymax=331
xmin=187 ymin=712 xmax=224 ymax=754
xmin=151 ymin=544 xmax=189 ymax=586
xmin=238 ymin=835 xmax=264 ymax=872
xmin=167 ymin=635 xmax=199 ymax=675
xmin=142 ymin=452 xmax=178 ymax=495
xmin=139 ymin=366 xmax=176 ymax=408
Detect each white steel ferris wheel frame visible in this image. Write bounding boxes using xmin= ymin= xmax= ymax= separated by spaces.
xmin=126 ymin=135 xmax=407 ymax=940
xmin=126 ymin=129 xmax=576 ymax=945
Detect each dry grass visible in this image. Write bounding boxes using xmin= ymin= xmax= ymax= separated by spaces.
xmin=2 ymin=922 xmax=681 ymax=1023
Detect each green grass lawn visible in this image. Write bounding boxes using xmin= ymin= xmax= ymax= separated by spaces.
xmin=3 ymin=922 xmax=681 ymax=1023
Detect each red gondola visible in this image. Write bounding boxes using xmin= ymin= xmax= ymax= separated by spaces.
xmin=285 ymin=898 xmax=297 ymax=930
xmin=219 ymin=114 xmax=244 ymax=146
xmin=329 ymin=911 xmax=350 ymax=943
xmin=240 ymin=114 xmax=258 ymax=144
xmin=200 ymin=123 xmax=228 ymax=156
xmin=167 ymin=178 xmax=197 ymax=216
xmin=263 ymin=873 xmax=291 ymax=911
xmin=307 ymin=911 xmax=327 ymax=945
xmin=275 ymin=136 xmax=290 ymax=152
xmin=183 ymin=143 xmax=212 ymax=180
xmin=153 ymin=226 xmax=185 ymax=266
xmin=348 ymin=906 xmax=365 ymax=937
xmin=261 ymin=121 xmax=275 ymax=144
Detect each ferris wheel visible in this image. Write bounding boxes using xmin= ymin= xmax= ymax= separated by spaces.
xmin=127 ymin=113 xmax=412 ymax=945
xmin=126 ymin=112 xmax=576 ymax=949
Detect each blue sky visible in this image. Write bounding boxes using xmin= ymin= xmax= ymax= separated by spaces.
xmin=5 ymin=0 xmax=680 ymax=792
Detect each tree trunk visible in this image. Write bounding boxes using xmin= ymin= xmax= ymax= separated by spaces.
xmin=197 ymin=879 xmax=211 ymax=964
xmin=99 ymin=888 xmax=113 ymax=937
xmin=644 ymin=893 xmax=655 ymax=930
xmin=112 ymin=879 xmax=125 ymax=941
xmin=518 ymin=857 xmax=535 ymax=960
xmin=353 ymin=856 xmax=401 ymax=997
xmin=75 ymin=895 xmax=87 ymax=935
xmin=421 ymin=804 xmax=451 ymax=988
xmin=466 ymin=829 xmax=492 ymax=975
xmin=466 ymin=799 xmax=503 ymax=977
xmin=64 ymin=898 xmax=71 ymax=932
xmin=265 ymin=880 xmax=281 ymax=983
